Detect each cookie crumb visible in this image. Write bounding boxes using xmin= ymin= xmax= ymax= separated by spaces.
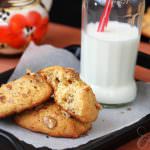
xmin=95 ymin=103 xmax=101 ymax=110
xmin=127 ymin=107 xmax=132 ymax=111
xmin=26 ymin=69 xmax=35 ymax=76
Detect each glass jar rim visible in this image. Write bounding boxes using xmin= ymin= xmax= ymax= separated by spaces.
xmin=0 ymin=0 xmax=36 ymax=8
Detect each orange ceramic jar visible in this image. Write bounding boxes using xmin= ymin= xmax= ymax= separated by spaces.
xmin=0 ymin=0 xmax=49 ymax=54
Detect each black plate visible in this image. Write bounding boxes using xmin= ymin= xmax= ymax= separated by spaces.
xmin=1 ymin=70 xmax=150 ymax=150
xmin=0 ymin=46 xmax=150 ymax=150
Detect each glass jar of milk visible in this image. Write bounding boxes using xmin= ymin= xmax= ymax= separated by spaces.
xmin=81 ymin=0 xmax=145 ymax=107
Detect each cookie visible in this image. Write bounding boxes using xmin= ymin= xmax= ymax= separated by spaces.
xmin=142 ymin=8 xmax=150 ymax=37
xmin=0 ymin=73 xmax=52 ymax=118
xmin=39 ymin=66 xmax=101 ymax=123
xmin=15 ymin=102 xmax=91 ymax=138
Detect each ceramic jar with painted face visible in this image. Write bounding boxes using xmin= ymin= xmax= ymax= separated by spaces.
xmin=0 ymin=0 xmax=52 ymax=54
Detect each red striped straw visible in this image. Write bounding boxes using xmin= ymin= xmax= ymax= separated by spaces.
xmin=97 ymin=0 xmax=113 ymax=32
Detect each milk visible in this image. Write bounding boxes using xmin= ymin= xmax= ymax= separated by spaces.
xmin=81 ymin=21 xmax=140 ymax=105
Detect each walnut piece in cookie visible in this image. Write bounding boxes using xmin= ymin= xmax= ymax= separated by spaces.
xmin=43 ymin=116 xmax=57 ymax=129
xmin=0 ymin=95 xmax=6 ymax=103
xmin=6 ymin=84 xmax=12 ymax=90
xmin=61 ymin=110 xmax=71 ymax=118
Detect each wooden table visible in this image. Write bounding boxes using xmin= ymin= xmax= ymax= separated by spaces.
xmin=0 ymin=23 xmax=150 ymax=149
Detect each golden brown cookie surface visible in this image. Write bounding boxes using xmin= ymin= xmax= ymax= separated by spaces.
xmin=0 ymin=74 xmax=52 ymax=118
xmin=39 ymin=66 xmax=101 ymax=123
xmin=15 ymin=102 xmax=91 ymax=138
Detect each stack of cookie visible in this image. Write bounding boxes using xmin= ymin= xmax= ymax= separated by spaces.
xmin=0 ymin=66 xmax=101 ymax=138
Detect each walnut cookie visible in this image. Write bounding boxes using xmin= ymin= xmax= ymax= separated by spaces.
xmin=0 ymin=73 xmax=52 ymax=118
xmin=39 ymin=66 xmax=101 ymax=123
xmin=15 ymin=102 xmax=91 ymax=138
